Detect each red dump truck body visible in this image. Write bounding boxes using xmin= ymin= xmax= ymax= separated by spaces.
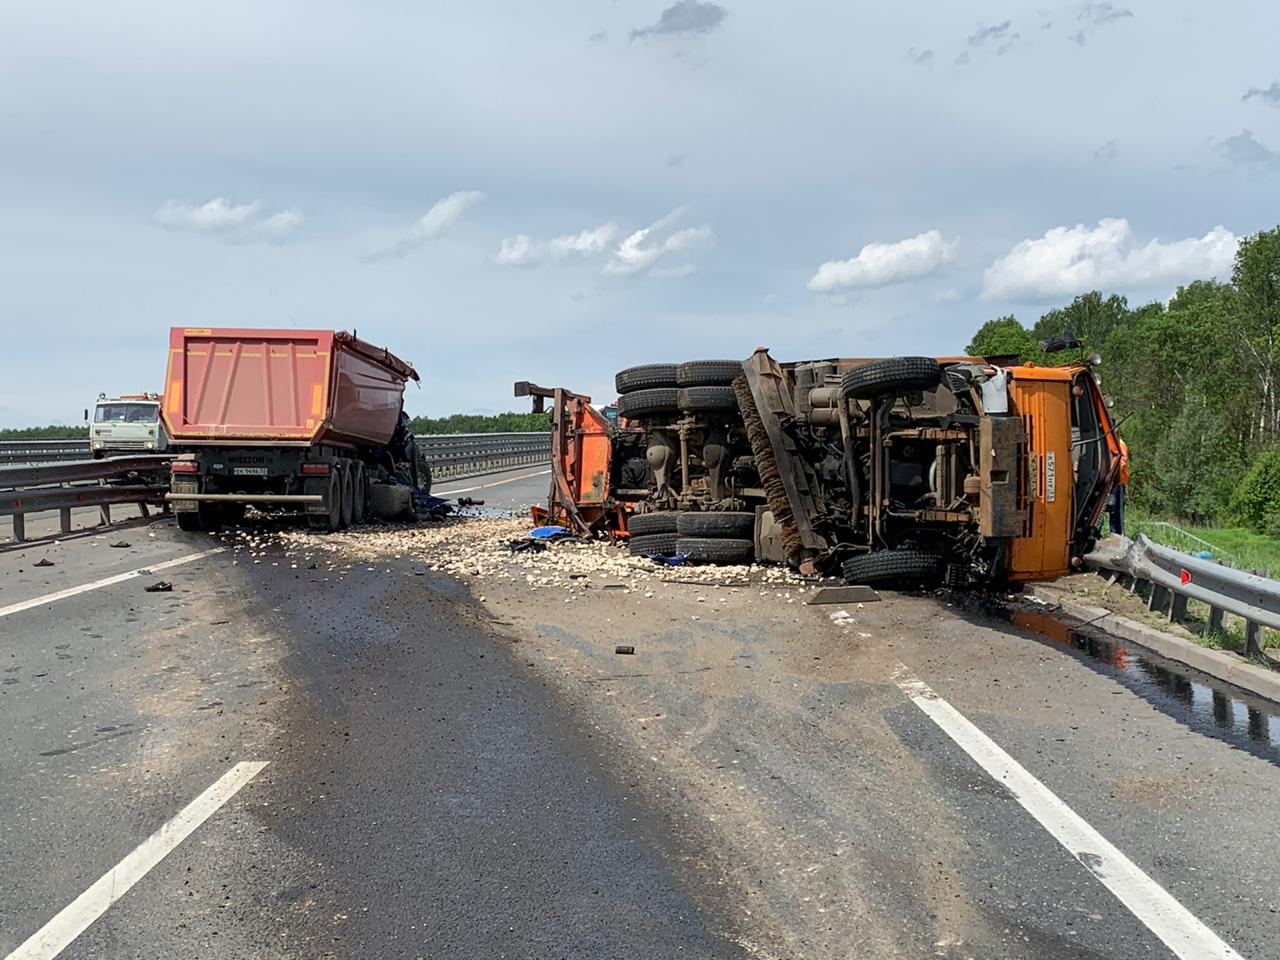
xmin=162 ymin=327 xmax=418 ymax=448
xmin=162 ymin=327 xmax=422 ymax=533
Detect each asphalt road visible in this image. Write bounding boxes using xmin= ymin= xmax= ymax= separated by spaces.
xmin=2 ymin=503 xmax=1277 ymax=959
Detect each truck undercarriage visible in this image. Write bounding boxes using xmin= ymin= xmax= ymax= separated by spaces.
xmin=519 ymin=348 xmax=1119 ymax=587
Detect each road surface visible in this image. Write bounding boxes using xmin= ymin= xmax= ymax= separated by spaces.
xmin=1 ymin=501 xmax=1276 ymax=959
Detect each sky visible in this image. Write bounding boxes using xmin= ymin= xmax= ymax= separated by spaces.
xmin=1 ymin=0 xmax=1277 ymax=426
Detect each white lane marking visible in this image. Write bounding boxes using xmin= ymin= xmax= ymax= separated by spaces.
xmin=892 ymin=663 xmax=1243 ymax=960
xmin=5 ymin=761 xmax=268 ymax=960
xmin=436 ymin=468 xmax=551 ymax=497
xmin=0 ymin=548 xmax=223 ymax=619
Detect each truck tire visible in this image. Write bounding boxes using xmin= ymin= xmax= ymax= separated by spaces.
xmin=628 ymin=511 xmax=680 ymax=536
xmin=677 ymin=360 xmax=742 ymax=387
xmin=338 ymin=462 xmax=354 ymax=529
xmin=678 ymin=386 xmax=738 ymax=413
xmin=677 ymin=511 xmax=755 ymax=539
xmin=629 ymin=532 xmax=680 ymax=557
xmin=676 ymin=537 xmax=754 ymax=565
xmin=309 ymin=471 xmax=342 ymax=532
xmin=616 ymin=364 xmax=678 ymax=394
xmin=617 ymin=388 xmax=680 ymax=419
xmin=351 ymin=463 xmax=367 ymax=525
xmin=176 ymin=511 xmax=203 ymax=533
xmin=220 ymin=502 xmax=247 ymax=527
xmin=840 ymin=357 xmax=942 ymax=400
xmin=414 ymin=445 xmax=433 ymax=494
xmin=840 ymin=548 xmax=942 ymax=586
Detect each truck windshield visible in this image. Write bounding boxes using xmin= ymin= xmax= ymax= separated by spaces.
xmin=95 ymin=403 xmax=158 ymax=424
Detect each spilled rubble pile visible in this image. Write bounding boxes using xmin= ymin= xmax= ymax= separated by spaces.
xmin=245 ymin=513 xmax=818 ymax=599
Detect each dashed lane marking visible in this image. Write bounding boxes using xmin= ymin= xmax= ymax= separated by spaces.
xmin=0 ymin=548 xmax=223 ymax=619
xmin=5 ymin=761 xmax=268 ymax=960
xmin=892 ymin=662 xmax=1244 ymax=960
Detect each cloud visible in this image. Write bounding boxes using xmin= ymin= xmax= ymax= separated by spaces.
xmin=907 ymin=47 xmax=934 ymax=67
xmin=360 ymin=190 xmax=484 ymax=263
xmin=605 ymin=208 xmax=714 ymax=276
xmin=1242 ymin=82 xmax=1280 ymax=107
xmin=1218 ymin=130 xmax=1280 ymax=171
xmin=1092 ymin=139 xmax=1119 ymax=162
xmin=495 ymin=222 xmax=618 ymax=268
xmin=631 ymin=0 xmax=727 ymax=40
xmin=154 ymin=198 xmax=303 ymax=243
xmin=588 ymin=30 xmax=608 ymax=43
xmin=954 ymin=51 xmax=972 ymax=67
xmin=968 ymin=19 xmax=1013 ymax=47
xmin=981 ymin=218 xmax=1238 ymax=300
xmin=808 ymin=230 xmax=956 ymax=293
xmin=665 ymin=152 xmax=687 ymax=167
xmin=1079 ymin=2 xmax=1133 ymax=25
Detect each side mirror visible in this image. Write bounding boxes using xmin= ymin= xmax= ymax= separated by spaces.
xmin=83 ymin=408 xmax=89 ymax=423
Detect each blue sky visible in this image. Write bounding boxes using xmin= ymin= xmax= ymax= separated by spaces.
xmin=1 ymin=0 xmax=1276 ymax=425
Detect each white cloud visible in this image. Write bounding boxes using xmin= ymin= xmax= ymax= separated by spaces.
xmin=807 ymin=230 xmax=955 ymax=293
xmin=154 ymin=197 xmax=303 ymax=243
xmin=494 ymin=222 xmax=618 ymax=268
xmin=606 ymin=209 xmax=714 ymax=276
xmin=981 ymin=218 xmax=1238 ymax=300
xmin=361 ymin=190 xmax=485 ymax=263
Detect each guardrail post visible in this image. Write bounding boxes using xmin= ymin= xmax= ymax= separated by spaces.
xmin=12 ymin=514 xmax=25 ymax=543
xmin=1245 ymin=621 xmax=1265 ymax=659
xmin=1209 ymin=606 xmax=1225 ymax=631
xmin=99 ymin=504 xmax=111 ymax=527
xmin=59 ymin=507 xmax=72 ymax=535
xmin=1148 ymin=583 xmax=1171 ymax=614
xmin=1169 ymin=593 xmax=1188 ymax=622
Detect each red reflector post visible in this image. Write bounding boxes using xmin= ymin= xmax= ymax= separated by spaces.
xmin=1180 ymin=569 xmax=1191 ymax=585
xmin=170 ymin=462 xmax=198 ymax=474
xmin=301 ymin=463 xmax=331 ymax=475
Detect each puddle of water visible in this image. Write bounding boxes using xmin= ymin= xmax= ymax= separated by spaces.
xmin=1008 ymin=606 xmax=1280 ymax=756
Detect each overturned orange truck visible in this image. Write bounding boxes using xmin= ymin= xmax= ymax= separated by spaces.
xmin=518 ymin=349 xmax=1121 ymax=586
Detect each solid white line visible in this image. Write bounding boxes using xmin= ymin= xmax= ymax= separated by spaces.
xmin=5 ymin=761 xmax=268 ymax=960
xmin=0 ymin=548 xmax=223 ymax=619
xmin=435 ymin=468 xmax=551 ymax=496
xmin=891 ymin=663 xmax=1243 ymax=960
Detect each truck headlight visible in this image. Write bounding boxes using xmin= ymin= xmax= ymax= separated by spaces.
xmin=92 ymin=441 xmax=103 ymax=449
xmin=145 ymin=441 xmax=155 ymax=449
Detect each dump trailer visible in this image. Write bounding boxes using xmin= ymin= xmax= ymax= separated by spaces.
xmin=161 ymin=327 xmax=421 ymax=532
xmin=522 ymin=349 xmax=1121 ymax=587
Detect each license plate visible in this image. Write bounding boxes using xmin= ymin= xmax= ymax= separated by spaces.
xmin=233 ymin=467 xmax=269 ymax=476
xmin=1045 ymin=451 xmax=1057 ymax=503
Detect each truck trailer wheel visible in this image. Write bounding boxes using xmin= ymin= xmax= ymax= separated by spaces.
xmin=617 ymin=388 xmax=680 ymax=419
xmin=615 ymin=364 xmax=678 ymax=394
xmin=176 ymin=511 xmax=203 ymax=533
xmin=676 ymin=537 xmax=754 ymax=565
xmin=351 ymin=463 xmax=367 ymax=525
xmin=677 ymin=511 xmax=755 ymax=539
xmin=840 ymin=548 xmax=942 ymax=587
xmin=628 ymin=532 xmax=680 ymax=557
xmin=676 ymin=360 xmax=743 ymax=387
xmin=840 ymin=357 xmax=942 ymax=400
xmin=338 ymin=463 xmax=354 ymax=529
xmin=309 ymin=471 xmax=343 ymax=532
xmin=627 ymin=511 xmax=680 ymax=536
xmin=678 ymin=386 xmax=738 ymax=413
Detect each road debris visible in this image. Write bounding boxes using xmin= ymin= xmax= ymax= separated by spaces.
xmin=33 ymin=559 xmax=54 ymax=568
xmin=144 ymin=581 xmax=173 ymax=592
xmin=615 ymin=645 xmax=635 ymax=655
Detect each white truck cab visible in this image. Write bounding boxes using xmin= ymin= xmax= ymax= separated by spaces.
xmin=89 ymin=393 xmax=169 ymax=457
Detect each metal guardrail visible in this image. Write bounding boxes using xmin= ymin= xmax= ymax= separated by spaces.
xmin=416 ymin=433 xmax=550 ymax=480
xmin=1087 ymin=534 xmax=1280 ymax=663
xmin=0 ymin=434 xmax=551 ymax=477
xmin=1 ymin=456 xmax=170 ymax=543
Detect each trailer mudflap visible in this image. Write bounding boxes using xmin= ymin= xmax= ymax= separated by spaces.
xmin=978 ymin=415 xmax=1026 ymax=537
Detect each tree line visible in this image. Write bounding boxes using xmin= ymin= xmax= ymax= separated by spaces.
xmin=966 ymin=225 xmax=1280 ymax=536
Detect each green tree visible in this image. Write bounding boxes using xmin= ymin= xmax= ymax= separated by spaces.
xmin=1228 ymin=447 xmax=1280 ymax=535
xmin=407 ymin=411 xmax=550 ymax=434
xmin=965 ymin=315 xmax=1043 ymax=360
xmin=1230 ymin=227 xmax=1280 ymax=445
